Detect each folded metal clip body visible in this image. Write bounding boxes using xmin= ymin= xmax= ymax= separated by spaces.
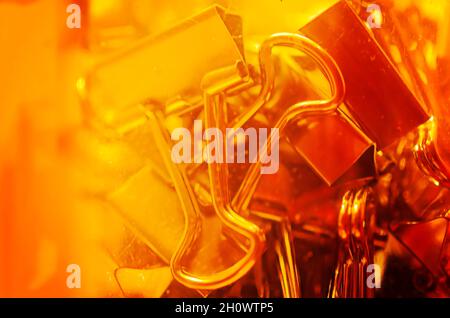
xmin=286 ymin=106 xmax=376 ymax=186
xmin=299 ymin=0 xmax=429 ymax=149
xmin=81 ymin=5 xmax=245 ymax=133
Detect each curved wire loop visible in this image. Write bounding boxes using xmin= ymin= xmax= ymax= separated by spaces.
xmin=166 ymin=32 xmax=345 ymax=289
xmin=232 ymin=32 xmax=346 ymax=213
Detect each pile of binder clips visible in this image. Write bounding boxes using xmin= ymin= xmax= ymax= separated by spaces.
xmin=77 ymin=0 xmax=450 ymax=297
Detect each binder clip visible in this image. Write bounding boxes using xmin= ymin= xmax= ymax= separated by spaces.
xmin=146 ymin=107 xmax=265 ymax=291
xmin=80 ymin=5 xmax=245 ymax=135
xmin=200 ymin=32 xmax=346 ymax=294
xmin=230 ymin=32 xmax=346 ymax=213
xmin=227 ymin=31 xmax=376 ymax=189
xmin=267 ymin=40 xmax=377 ymax=186
xmin=299 ymin=0 xmax=429 ymax=149
xmin=79 ymin=5 xmax=267 ymax=292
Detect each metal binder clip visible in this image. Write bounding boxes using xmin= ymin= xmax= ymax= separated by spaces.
xmin=199 ymin=32 xmax=345 ymax=293
xmin=299 ymin=0 xmax=429 ymax=149
xmin=146 ymin=105 xmax=265 ymax=290
xmin=80 ymin=5 xmax=245 ymax=134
